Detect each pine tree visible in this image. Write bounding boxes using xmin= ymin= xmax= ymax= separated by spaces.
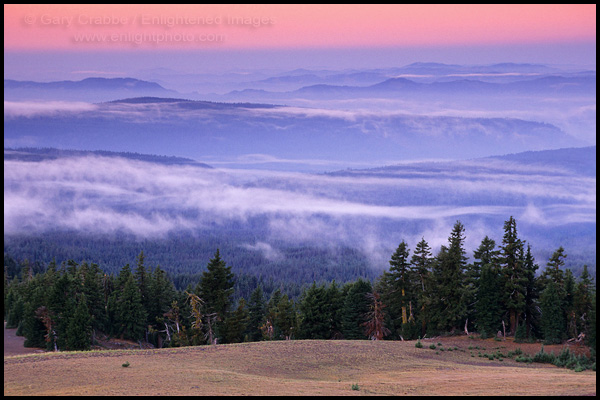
xmin=428 ymin=221 xmax=468 ymax=334
xmin=521 ymin=245 xmax=539 ymax=340
xmin=146 ymin=266 xmax=176 ymax=346
xmin=264 ymin=289 xmax=283 ymax=339
xmin=115 ymin=273 xmax=147 ymax=341
xmin=224 ymin=298 xmax=250 ymax=343
xmin=82 ymin=262 xmax=108 ymax=335
xmin=274 ymin=294 xmax=296 ymax=340
xmin=410 ymin=238 xmax=433 ymax=336
xmin=341 ymin=279 xmax=372 ymax=339
xmin=475 ymin=264 xmax=502 ymax=338
xmin=195 ymin=249 xmax=235 ymax=343
xmin=65 ymin=294 xmax=92 ymax=351
xmin=298 ymin=282 xmax=329 ymax=339
xmin=564 ymin=270 xmax=577 ymax=339
xmin=380 ymin=241 xmax=416 ymax=339
xmin=134 ymin=251 xmax=151 ymax=327
xmin=540 ymin=280 xmax=566 ymax=344
xmin=573 ymin=265 xmax=594 ymax=339
xmin=325 ymin=280 xmax=343 ymax=339
xmin=499 ymin=216 xmax=527 ymax=335
xmin=48 ymin=268 xmax=77 ymax=350
xmin=469 ymin=236 xmax=500 ymax=335
xmin=542 ymin=247 xmax=567 ymax=288
xmin=247 ymin=285 xmax=266 ymax=342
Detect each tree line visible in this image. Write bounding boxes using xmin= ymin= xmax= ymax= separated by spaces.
xmin=3 ymin=217 xmax=596 ymax=357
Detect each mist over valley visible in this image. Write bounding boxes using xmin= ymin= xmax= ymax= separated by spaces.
xmin=4 ymin=62 xmax=596 ymax=288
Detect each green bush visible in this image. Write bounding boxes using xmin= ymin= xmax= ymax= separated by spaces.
xmin=429 ymin=344 xmax=436 ymax=350
xmin=515 ymin=355 xmax=533 ymax=363
xmin=351 ymin=383 xmax=360 ymax=391
xmin=415 ymin=339 xmax=423 ymax=348
xmin=507 ymin=348 xmax=523 ymax=358
xmin=532 ymin=345 xmax=556 ymax=364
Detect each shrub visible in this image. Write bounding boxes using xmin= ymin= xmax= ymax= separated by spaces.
xmin=574 ymin=363 xmax=586 ymax=373
xmin=415 ymin=339 xmax=423 ymax=348
xmin=122 ymin=361 xmax=130 ymax=368
xmin=532 ymin=345 xmax=556 ymax=364
xmin=351 ymin=383 xmax=360 ymax=391
xmin=507 ymin=348 xmax=523 ymax=358
xmin=429 ymin=344 xmax=436 ymax=350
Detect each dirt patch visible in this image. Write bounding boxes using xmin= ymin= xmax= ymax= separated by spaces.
xmin=3 ymin=321 xmax=45 ymax=357
xmin=4 ymin=338 xmax=596 ymax=396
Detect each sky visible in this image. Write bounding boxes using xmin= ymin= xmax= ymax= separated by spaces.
xmin=3 ymin=4 xmax=597 ymax=79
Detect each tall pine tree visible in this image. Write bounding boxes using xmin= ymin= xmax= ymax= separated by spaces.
xmin=499 ymin=216 xmax=527 ymax=335
xmin=472 ymin=236 xmax=502 ymax=338
xmin=380 ymin=241 xmax=417 ymax=339
xmin=428 ymin=221 xmax=468 ymax=334
xmin=195 ymin=249 xmax=235 ymax=343
xmin=410 ymin=238 xmax=433 ymax=336
xmin=341 ymin=279 xmax=372 ymax=339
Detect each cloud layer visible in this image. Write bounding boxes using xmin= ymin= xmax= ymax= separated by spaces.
xmin=4 ymin=154 xmax=595 ymax=262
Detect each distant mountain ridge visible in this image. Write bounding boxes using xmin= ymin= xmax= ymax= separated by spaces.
xmin=4 ymin=77 xmax=178 ymax=101
xmin=4 ymin=77 xmax=166 ymax=90
xmin=4 ymin=63 xmax=595 ymax=103
xmin=3 ymin=147 xmax=212 ymax=168
xmin=4 ymin=96 xmax=582 ymax=168
xmin=106 ymin=96 xmax=280 ymax=109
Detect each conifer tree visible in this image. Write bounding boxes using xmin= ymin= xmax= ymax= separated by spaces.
xmin=543 ymin=246 xmax=567 ymax=288
xmin=341 ymin=279 xmax=372 ymax=339
xmin=428 ymin=221 xmax=468 ymax=333
xmin=264 ymin=289 xmax=283 ymax=339
xmin=48 ymin=268 xmax=77 ymax=350
xmin=564 ymin=270 xmax=577 ymax=339
xmin=499 ymin=216 xmax=527 ymax=334
xmin=274 ymin=293 xmax=296 ymax=340
xmin=540 ymin=280 xmax=566 ymax=344
xmin=247 ymin=285 xmax=266 ymax=342
xmin=521 ymin=245 xmax=540 ymax=339
xmin=475 ymin=264 xmax=502 ymax=338
xmin=573 ymin=265 xmax=594 ymax=339
xmin=298 ymin=282 xmax=329 ymax=339
xmin=325 ymin=280 xmax=343 ymax=339
xmin=148 ymin=266 xmax=176 ymax=323
xmin=469 ymin=236 xmax=500 ymax=335
xmin=82 ymin=262 xmax=108 ymax=335
xmin=134 ymin=251 xmax=152 ymax=327
xmin=224 ymin=298 xmax=250 ymax=343
xmin=380 ymin=241 xmax=416 ymax=339
xmin=410 ymin=238 xmax=433 ymax=336
xmin=196 ymin=249 xmax=235 ymax=343
xmin=115 ymin=273 xmax=147 ymax=341
xmin=66 ymin=294 xmax=92 ymax=350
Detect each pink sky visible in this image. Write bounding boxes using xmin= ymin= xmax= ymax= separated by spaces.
xmin=4 ymin=4 xmax=596 ymax=51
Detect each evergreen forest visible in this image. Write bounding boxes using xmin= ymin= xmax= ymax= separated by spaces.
xmin=4 ymin=217 xmax=596 ymax=364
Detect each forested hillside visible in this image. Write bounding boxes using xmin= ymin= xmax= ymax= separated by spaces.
xmin=5 ymin=217 xmax=596 ymax=371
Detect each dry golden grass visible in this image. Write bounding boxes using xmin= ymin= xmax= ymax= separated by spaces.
xmin=4 ymin=337 xmax=596 ymax=396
